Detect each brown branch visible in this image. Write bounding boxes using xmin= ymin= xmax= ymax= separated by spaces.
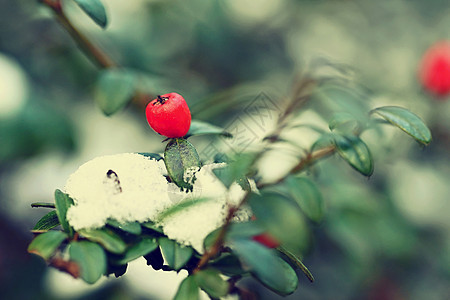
xmin=49 ymin=256 xmax=80 ymax=278
xmin=40 ymin=0 xmax=115 ymax=68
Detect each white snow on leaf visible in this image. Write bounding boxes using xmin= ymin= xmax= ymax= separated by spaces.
xmin=65 ymin=153 xmax=249 ymax=253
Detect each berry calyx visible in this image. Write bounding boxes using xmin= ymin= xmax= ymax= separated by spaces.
xmin=146 ymin=92 xmax=191 ymax=138
xmin=419 ymin=40 xmax=450 ymax=98
xmin=252 ymin=233 xmax=280 ymax=249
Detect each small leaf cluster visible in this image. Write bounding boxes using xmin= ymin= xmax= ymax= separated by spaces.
xmin=29 ymin=190 xmax=182 ymax=284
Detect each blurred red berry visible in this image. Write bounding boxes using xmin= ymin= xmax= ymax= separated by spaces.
xmin=252 ymin=233 xmax=280 ymax=249
xmin=419 ymin=40 xmax=450 ymax=98
xmin=145 ymin=93 xmax=191 ymax=138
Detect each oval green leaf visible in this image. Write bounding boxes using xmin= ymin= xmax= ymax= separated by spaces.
xmin=54 ymin=189 xmax=74 ymax=237
xmin=69 ymin=241 xmax=107 ymax=284
xmin=285 ymin=176 xmax=324 ymax=222
xmin=232 ymin=239 xmax=298 ymax=296
xmin=248 ymin=192 xmax=308 ymax=255
xmin=194 ymin=269 xmax=230 ymax=299
xmin=95 ymin=69 xmax=135 ymax=116
xmin=174 ymin=276 xmax=200 ymax=300
xmin=159 ymin=237 xmax=193 ymax=271
xmin=333 ymin=134 xmax=374 ymax=176
xmin=28 ymin=231 xmax=67 ymax=260
xmin=371 ymin=106 xmax=432 ymax=145
xmin=185 ymin=120 xmax=232 ymax=138
xmin=164 ymin=138 xmax=201 ymax=191
xmin=113 ymin=237 xmax=158 ymax=265
xmin=33 ymin=210 xmax=60 ymax=231
xmin=74 ymin=0 xmax=108 ymax=28
xmin=79 ymin=228 xmax=127 ymax=254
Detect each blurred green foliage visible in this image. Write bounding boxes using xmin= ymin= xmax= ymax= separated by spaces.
xmin=1 ymin=0 xmax=449 ymax=299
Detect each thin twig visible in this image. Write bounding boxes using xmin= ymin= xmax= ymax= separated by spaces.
xmin=40 ymin=0 xmax=115 ymax=68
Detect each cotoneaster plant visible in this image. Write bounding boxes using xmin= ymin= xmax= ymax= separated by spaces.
xmin=29 ymin=1 xmax=434 ymax=299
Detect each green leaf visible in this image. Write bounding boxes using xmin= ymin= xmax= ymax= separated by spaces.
xmin=54 ymin=189 xmax=74 ymax=238
xmin=164 ymin=138 xmax=201 ymax=191
xmin=232 ymin=239 xmax=298 ymax=296
xmin=249 ymin=192 xmax=308 ymax=255
xmin=212 ymin=152 xmax=256 ymax=189
xmin=31 ymin=202 xmax=55 ymax=208
xmin=185 ymin=120 xmax=232 ymax=138
xmin=371 ymin=106 xmax=432 ymax=145
xmin=113 ymin=237 xmax=158 ymax=265
xmin=285 ymin=176 xmax=324 ymax=222
xmin=107 ymin=219 xmax=142 ymax=235
xmin=33 ymin=211 xmax=60 ymax=231
xmin=28 ymin=231 xmax=67 ymax=260
xmin=159 ymin=237 xmax=193 ymax=271
xmin=174 ymin=276 xmax=200 ymax=300
xmin=210 ymin=253 xmax=246 ymax=276
xmin=138 ymin=152 xmax=164 ymax=161
xmin=79 ymin=228 xmax=127 ymax=254
xmin=194 ymin=269 xmax=229 ymax=298
xmin=95 ymin=69 xmax=135 ymax=116
xmin=69 ymin=241 xmax=107 ymax=284
xmin=333 ymin=134 xmax=374 ymax=176
xmin=73 ymin=0 xmax=108 ymax=28
xmin=278 ymin=247 xmax=315 ymax=283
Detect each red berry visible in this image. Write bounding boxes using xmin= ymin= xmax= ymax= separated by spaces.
xmin=145 ymin=93 xmax=191 ymax=138
xmin=419 ymin=41 xmax=450 ymax=98
xmin=252 ymin=233 xmax=280 ymax=249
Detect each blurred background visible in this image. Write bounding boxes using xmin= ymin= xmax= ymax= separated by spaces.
xmin=1 ymin=0 xmax=449 ymax=299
